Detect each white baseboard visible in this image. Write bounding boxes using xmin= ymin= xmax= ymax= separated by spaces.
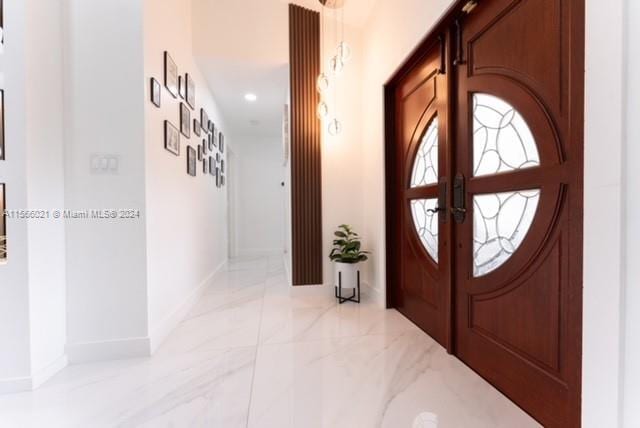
xmin=0 ymin=354 xmax=68 ymax=395
xmin=283 ymin=253 xmax=292 ymax=285
xmin=66 ymin=336 xmax=151 ymax=364
xmin=0 ymin=375 xmax=32 ymax=395
xmin=32 ymin=355 xmax=68 ymax=389
xmin=236 ymin=248 xmax=283 ymax=257
xmin=149 ymin=259 xmax=227 ymax=353
xmin=362 ymin=281 xmax=385 ymax=307
xmin=66 ymin=260 xmax=229 ymax=363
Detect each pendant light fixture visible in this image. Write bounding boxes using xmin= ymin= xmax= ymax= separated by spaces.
xmin=317 ymin=0 xmax=349 ymax=135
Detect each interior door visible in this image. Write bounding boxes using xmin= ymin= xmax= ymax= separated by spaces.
xmin=452 ymin=1 xmax=583 ymax=426
xmin=389 ymin=37 xmax=452 ymax=347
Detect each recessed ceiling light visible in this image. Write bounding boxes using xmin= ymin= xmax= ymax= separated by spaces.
xmin=244 ymin=93 xmax=257 ymax=102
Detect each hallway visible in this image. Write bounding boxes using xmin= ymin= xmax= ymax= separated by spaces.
xmin=0 ymin=256 xmax=538 ymax=427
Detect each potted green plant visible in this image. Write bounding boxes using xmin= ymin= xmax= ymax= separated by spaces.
xmin=329 ymin=224 xmax=369 ymax=289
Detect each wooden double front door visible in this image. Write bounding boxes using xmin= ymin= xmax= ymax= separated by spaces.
xmin=385 ymin=0 xmax=584 ymax=426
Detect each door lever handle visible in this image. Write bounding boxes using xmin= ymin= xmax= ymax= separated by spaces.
xmin=451 ymin=207 xmax=466 ymax=214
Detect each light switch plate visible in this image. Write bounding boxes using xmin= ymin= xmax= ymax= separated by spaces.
xmin=90 ymin=154 xmax=120 ymax=175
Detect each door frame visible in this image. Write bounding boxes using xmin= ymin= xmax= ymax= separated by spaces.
xmin=384 ymin=0 xmax=585 ymax=425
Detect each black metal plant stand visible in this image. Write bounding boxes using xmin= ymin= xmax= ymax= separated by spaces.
xmin=334 ymin=270 xmax=361 ymax=304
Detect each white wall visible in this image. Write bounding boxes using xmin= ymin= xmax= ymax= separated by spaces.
xmin=63 ymin=0 xmax=149 ymax=362
xmin=24 ymin=0 xmax=67 ymax=383
xmin=583 ymin=0 xmax=625 ymax=426
xmin=0 ymin=0 xmax=67 ymax=390
xmin=359 ymin=0 xmax=453 ymax=302
xmin=622 ymin=1 xmax=640 ymax=426
xmin=320 ymin=21 xmax=365 ymax=287
xmin=144 ymin=0 xmax=229 ymax=348
xmin=232 ymin=136 xmax=284 ymax=257
xmin=0 ymin=0 xmax=35 ymax=389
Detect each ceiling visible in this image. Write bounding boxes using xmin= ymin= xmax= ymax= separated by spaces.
xmin=192 ymin=0 xmax=376 ymax=139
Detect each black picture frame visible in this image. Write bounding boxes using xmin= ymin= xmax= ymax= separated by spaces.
xmin=216 ymin=152 xmax=221 ymax=163
xmin=187 ymin=146 xmax=196 ymax=176
xmin=0 ymin=90 xmax=5 ymax=161
xmin=208 ymin=133 xmax=214 ymax=151
xmin=164 ymin=52 xmax=178 ymax=98
xmin=209 ymin=156 xmax=215 ymax=175
xmin=219 ymin=132 xmax=225 ymax=153
xmin=200 ymin=109 xmax=209 ymax=132
xmin=178 ymin=75 xmax=185 ymax=100
xmin=193 ymin=119 xmax=201 ymax=137
xmin=180 ymin=103 xmax=191 ymax=138
xmin=164 ymin=121 xmax=180 ymax=156
xmin=212 ymin=125 xmax=218 ymax=147
xmin=221 ymin=175 xmax=226 ymax=186
xmin=202 ymin=157 xmax=208 ymax=174
xmin=186 ymin=73 xmax=196 ymax=109
xmin=216 ymin=168 xmax=221 ymax=188
xmin=202 ymin=138 xmax=207 ymax=156
xmin=221 ymin=159 xmax=225 ymax=173
xmin=197 ymin=145 xmax=202 ymax=161
xmin=150 ymin=78 xmax=161 ymax=108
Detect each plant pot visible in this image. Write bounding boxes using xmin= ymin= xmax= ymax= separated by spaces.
xmin=334 ymin=261 xmax=360 ymax=289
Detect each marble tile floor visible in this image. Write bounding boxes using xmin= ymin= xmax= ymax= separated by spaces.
xmin=0 ymin=256 xmax=540 ymax=428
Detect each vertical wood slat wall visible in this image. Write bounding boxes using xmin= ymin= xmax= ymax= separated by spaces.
xmin=289 ymin=4 xmax=323 ymax=286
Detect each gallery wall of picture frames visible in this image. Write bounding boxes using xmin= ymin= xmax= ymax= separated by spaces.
xmin=152 ymin=51 xmax=227 ymax=187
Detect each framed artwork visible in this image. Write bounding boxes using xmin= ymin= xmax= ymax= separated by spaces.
xmin=187 ymin=146 xmax=197 ymax=176
xmin=150 ymin=78 xmax=161 ymax=108
xmin=197 ymin=145 xmax=202 ymax=161
xmin=216 ymin=152 xmax=221 ymax=163
xmin=209 ymin=156 xmax=215 ymax=175
xmin=200 ymin=109 xmax=209 ymax=132
xmin=208 ymin=133 xmax=214 ymax=151
xmin=202 ymin=157 xmax=208 ymax=174
xmin=185 ymin=73 xmax=196 ymax=109
xmin=164 ymin=121 xmax=180 ymax=156
xmin=180 ymin=103 xmax=190 ymax=138
xmin=0 ymin=90 xmax=4 ymax=160
xmin=164 ymin=52 xmax=178 ymax=98
xmin=212 ymin=126 xmax=218 ymax=147
xmin=221 ymin=175 xmax=226 ymax=186
xmin=219 ymin=132 xmax=225 ymax=153
xmin=208 ymin=120 xmax=214 ymax=132
xmin=178 ymin=75 xmax=186 ymax=99
xmin=193 ymin=119 xmax=201 ymax=137
xmin=216 ymin=168 xmax=221 ymax=188
xmin=202 ymin=139 xmax=207 ymax=156
xmin=221 ymin=159 xmax=225 ymax=173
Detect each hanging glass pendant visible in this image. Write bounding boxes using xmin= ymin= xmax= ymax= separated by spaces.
xmin=317 ymin=101 xmax=329 ymax=120
xmin=329 ymin=55 xmax=344 ymax=75
xmin=317 ymin=73 xmax=330 ymax=93
xmin=337 ymin=41 xmax=351 ymax=62
xmin=328 ymin=118 xmax=342 ymax=136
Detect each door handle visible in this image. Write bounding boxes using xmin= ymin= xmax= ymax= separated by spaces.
xmin=452 ymin=173 xmax=466 ymax=224
xmin=427 ymin=207 xmax=445 ymax=214
xmin=436 ymin=178 xmax=448 ymax=223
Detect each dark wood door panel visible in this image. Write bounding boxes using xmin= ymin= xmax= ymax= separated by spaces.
xmin=391 ymin=37 xmax=452 ymax=349
xmin=386 ymin=1 xmax=583 ymax=426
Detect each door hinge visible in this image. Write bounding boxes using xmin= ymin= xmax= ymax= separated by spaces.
xmin=462 ymin=0 xmax=478 ymax=14
xmin=453 ymin=19 xmax=466 ymax=66
xmin=438 ymin=34 xmax=446 ymax=74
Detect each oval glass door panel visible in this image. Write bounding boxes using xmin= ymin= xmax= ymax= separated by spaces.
xmin=473 ymin=94 xmax=540 ymax=177
xmin=473 ymin=189 xmax=540 ymax=277
xmin=411 ymin=198 xmax=439 ymax=262
xmin=411 ymin=117 xmax=438 ymax=187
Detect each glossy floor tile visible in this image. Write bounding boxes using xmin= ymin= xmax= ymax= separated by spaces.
xmin=0 ymin=256 xmax=540 ymax=427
